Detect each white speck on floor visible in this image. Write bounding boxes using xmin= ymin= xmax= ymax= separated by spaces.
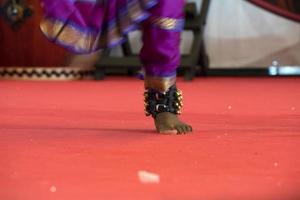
xmin=50 ymin=186 xmax=57 ymax=193
xmin=291 ymin=107 xmax=296 ymax=111
xmin=138 ymin=170 xmax=160 ymax=184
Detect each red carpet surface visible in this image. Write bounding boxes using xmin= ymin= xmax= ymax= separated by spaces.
xmin=0 ymin=77 xmax=300 ymax=200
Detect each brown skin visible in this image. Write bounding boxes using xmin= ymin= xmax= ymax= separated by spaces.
xmin=154 ymin=112 xmax=192 ymax=135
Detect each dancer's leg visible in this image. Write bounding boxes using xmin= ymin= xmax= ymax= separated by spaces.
xmin=140 ymin=0 xmax=192 ymax=134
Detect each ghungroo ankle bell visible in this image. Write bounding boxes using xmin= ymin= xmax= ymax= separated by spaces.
xmin=144 ymin=85 xmax=183 ymax=118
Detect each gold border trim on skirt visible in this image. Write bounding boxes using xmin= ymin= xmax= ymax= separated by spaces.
xmin=150 ymin=16 xmax=184 ymax=31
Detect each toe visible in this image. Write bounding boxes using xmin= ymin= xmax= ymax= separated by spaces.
xmin=182 ymin=126 xmax=189 ymax=134
xmin=176 ymin=126 xmax=185 ymax=134
xmin=185 ymin=125 xmax=193 ymax=133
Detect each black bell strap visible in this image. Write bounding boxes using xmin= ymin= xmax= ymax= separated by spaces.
xmin=144 ymin=85 xmax=183 ymax=118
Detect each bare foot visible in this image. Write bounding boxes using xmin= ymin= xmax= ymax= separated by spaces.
xmin=154 ymin=112 xmax=192 ymax=135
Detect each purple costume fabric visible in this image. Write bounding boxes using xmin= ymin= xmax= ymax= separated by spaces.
xmin=40 ymin=0 xmax=185 ymax=86
xmin=140 ymin=0 xmax=184 ymax=77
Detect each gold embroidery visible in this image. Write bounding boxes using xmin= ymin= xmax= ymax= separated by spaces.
xmin=151 ymin=17 xmax=181 ymax=30
xmin=40 ymin=18 xmax=100 ymax=52
xmin=128 ymin=0 xmax=144 ymax=20
xmin=41 ymin=18 xmax=125 ymax=52
xmin=40 ymin=0 xmax=161 ymax=52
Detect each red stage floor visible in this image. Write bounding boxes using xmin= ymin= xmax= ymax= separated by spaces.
xmin=0 ymin=77 xmax=300 ymax=200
